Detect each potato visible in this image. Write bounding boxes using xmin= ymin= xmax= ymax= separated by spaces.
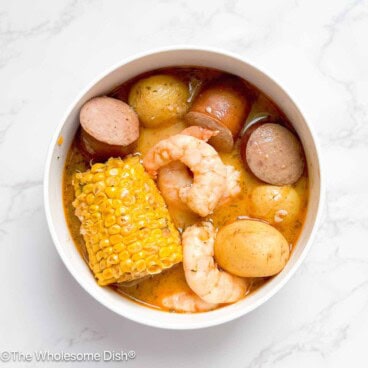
xmin=128 ymin=75 xmax=190 ymax=128
xmin=249 ymin=185 xmax=301 ymax=225
xmin=214 ymin=220 xmax=289 ymax=277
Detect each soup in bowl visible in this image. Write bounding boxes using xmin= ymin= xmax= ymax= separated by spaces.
xmin=44 ymin=47 xmax=322 ymax=329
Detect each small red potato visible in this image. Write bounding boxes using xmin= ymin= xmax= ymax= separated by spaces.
xmin=214 ymin=219 xmax=290 ymax=277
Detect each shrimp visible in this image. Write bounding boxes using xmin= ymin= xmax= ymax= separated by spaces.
xmin=157 ymin=126 xmax=217 ymax=224
xmin=161 ymin=291 xmax=218 ymax=313
xmin=158 ymin=161 xmax=192 ymax=212
xmin=157 ymin=126 xmax=217 ymax=212
xmin=157 ymin=127 xmax=241 ymax=217
xmin=219 ymin=165 xmax=241 ymax=206
xmin=182 ymin=222 xmax=249 ymax=304
xmin=143 ymin=134 xmax=227 ymax=217
xmin=157 ymin=161 xmax=199 ymax=229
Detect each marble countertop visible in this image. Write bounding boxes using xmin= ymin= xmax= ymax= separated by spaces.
xmin=1 ymin=0 xmax=367 ymax=367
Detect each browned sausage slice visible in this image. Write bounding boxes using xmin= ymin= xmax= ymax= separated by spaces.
xmin=79 ymin=96 xmax=139 ymax=160
xmin=185 ymin=77 xmax=251 ymax=152
xmin=245 ymin=123 xmax=305 ymax=185
xmin=184 ymin=111 xmax=234 ymax=152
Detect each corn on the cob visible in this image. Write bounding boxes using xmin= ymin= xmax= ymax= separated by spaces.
xmin=72 ymin=156 xmax=182 ymax=286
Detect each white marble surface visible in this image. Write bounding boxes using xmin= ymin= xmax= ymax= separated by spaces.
xmin=1 ymin=0 xmax=367 ymax=367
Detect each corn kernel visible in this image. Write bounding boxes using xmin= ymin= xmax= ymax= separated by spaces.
xmin=103 ymin=246 xmax=114 ymax=257
xmin=132 ymin=251 xmax=146 ymax=261
xmin=86 ymin=193 xmax=95 ymax=205
xmin=108 ymin=224 xmax=121 ymax=235
xmin=89 ymin=234 xmax=99 ymax=244
xmin=114 ymin=207 xmax=127 ymax=217
xmin=110 ymin=234 xmax=123 ymax=245
xmin=161 ymin=258 xmax=172 ymax=268
xmin=95 ymin=193 xmax=107 ymax=205
xmin=96 ymin=251 xmax=103 ymax=261
xmin=93 ymin=172 xmax=105 ymax=182
xmin=113 ymin=243 xmax=125 ymax=253
xmin=147 ymin=262 xmax=161 ymax=274
xmin=99 ymin=238 xmax=110 ymax=248
xmin=92 ymin=264 xmax=100 ymax=273
xmin=91 ymin=163 xmax=105 ymax=173
xmin=106 ymin=186 xmax=118 ymax=198
xmin=83 ymin=184 xmax=94 ymax=194
xmin=109 ymin=168 xmax=120 ymax=176
xmin=104 ymin=215 xmax=116 ymax=227
xmin=122 ymin=195 xmax=136 ymax=206
xmin=111 ymin=199 xmax=122 ymax=209
xmin=106 ymin=176 xmax=119 ymax=186
xmin=127 ymin=242 xmax=142 ymax=254
xmin=88 ymin=204 xmax=99 ymax=213
xmin=102 ymin=268 xmax=113 ymax=279
xmin=91 ymin=212 xmax=102 ymax=222
xmin=159 ymin=247 xmax=170 ymax=258
xmin=119 ymin=250 xmax=130 ymax=261
xmin=143 ymin=244 xmax=159 ymax=254
xmin=112 ymin=265 xmax=122 ymax=279
xmin=107 ymin=254 xmax=119 ymax=265
xmin=120 ymin=259 xmax=133 ymax=273
xmin=93 ymin=182 xmax=106 ymax=195
xmin=120 ymin=224 xmax=133 ymax=235
xmin=134 ymin=259 xmax=146 ymax=273
xmin=99 ymin=259 xmax=106 ymax=269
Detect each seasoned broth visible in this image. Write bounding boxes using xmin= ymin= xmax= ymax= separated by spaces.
xmin=63 ymin=67 xmax=308 ymax=312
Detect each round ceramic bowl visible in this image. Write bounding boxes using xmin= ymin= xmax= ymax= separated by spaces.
xmin=44 ymin=46 xmax=323 ymax=330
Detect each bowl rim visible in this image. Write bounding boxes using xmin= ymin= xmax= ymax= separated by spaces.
xmin=43 ymin=45 xmax=324 ymax=329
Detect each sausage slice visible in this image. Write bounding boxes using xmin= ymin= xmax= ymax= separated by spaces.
xmin=244 ymin=123 xmax=305 ymax=185
xmin=185 ymin=77 xmax=251 ymax=152
xmin=79 ymin=96 xmax=139 ymax=160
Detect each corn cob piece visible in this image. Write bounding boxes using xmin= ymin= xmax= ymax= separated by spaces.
xmin=72 ymin=156 xmax=182 ymax=286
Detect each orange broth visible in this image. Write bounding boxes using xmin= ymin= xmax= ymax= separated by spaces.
xmin=62 ymin=67 xmax=308 ymax=312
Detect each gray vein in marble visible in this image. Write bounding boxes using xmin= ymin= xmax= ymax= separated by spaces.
xmin=0 ymin=180 xmax=42 ymax=235
xmin=0 ymin=0 xmax=96 ymax=67
xmin=0 ymin=101 xmax=27 ymax=143
xmin=56 ymin=327 xmax=105 ymax=348
xmin=245 ymin=280 xmax=368 ymax=368
xmin=317 ymin=0 xmax=368 ymax=148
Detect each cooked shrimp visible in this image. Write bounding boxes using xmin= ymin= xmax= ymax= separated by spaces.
xmin=161 ymin=291 xmax=218 ymax=313
xmin=182 ymin=222 xmax=249 ymax=304
xmin=158 ymin=161 xmax=192 ymax=211
xmin=158 ymin=161 xmax=240 ymax=214
xmin=219 ymin=165 xmax=241 ymax=206
xmin=143 ymin=134 xmax=227 ymax=216
xmin=155 ymin=126 xmax=240 ymax=218
xmin=157 ymin=126 xmax=217 ymax=213
xmin=157 ymin=161 xmax=199 ymax=229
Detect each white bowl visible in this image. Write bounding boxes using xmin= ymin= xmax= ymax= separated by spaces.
xmin=44 ymin=46 xmax=323 ymax=329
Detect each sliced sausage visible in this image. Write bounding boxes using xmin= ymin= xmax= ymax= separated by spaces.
xmin=184 ymin=77 xmax=251 ymax=152
xmin=243 ymin=123 xmax=305 ymax=185
xmin=79 ymin=96 xmax=139 ymax=160
xmin=184 ymin=111 xmax=234 ymax=152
